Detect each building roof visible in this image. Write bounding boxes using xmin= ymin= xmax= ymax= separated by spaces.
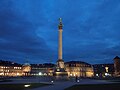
xmin=23 ymin=63 xmax=31 ymax=66
xmin=31 ymin=63 xmax=55 ymax=68
xmin=93 ymin=64 xmax=114 ymax=67
xmin=0 ymin=60 xmax=22 ymax=67
xmin=114 ymin=56 xmax=120 ymax=59
xmin=65 ymin=61 xmax=91 ymax=66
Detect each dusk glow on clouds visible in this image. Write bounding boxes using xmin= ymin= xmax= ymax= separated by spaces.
xmin=0 ymin=0 xmax=120 ymax=64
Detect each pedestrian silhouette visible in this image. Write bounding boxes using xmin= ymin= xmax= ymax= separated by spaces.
xmin=75 ymin=76 xmax=78 ymax=82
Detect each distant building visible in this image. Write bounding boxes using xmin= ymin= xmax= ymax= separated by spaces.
xmin=0 ymin=60 xmax=55 ymax=77
xmin=65 ymin=61 xmax=94 ymax=77
xmin=30 ymin=63 xmax=55 ymax=76
xmin=93 ymin=64 xmax=114 ymax=77
xmin=0 ymin=60 xmax=94 ymax=78
xmin=22 ymin=62 xmax=31 ymax=76
xmin=0 ymin=60 xmax=22 ymax=76
xmin=114 ymin=56 xmax=120 ymax=77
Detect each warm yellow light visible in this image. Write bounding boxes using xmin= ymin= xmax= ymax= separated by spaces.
xmin=74 ymin=74 xmax=76 ymax=76
xmin=105 ymin=67 xmax=109 ymax=72
xmin=91 ymin=72 xmax=93 ymax=75
xmin=17 ymin=73 xmax=19 ymax=75
xmin=0 ymin=73 xmax=4 ymax=75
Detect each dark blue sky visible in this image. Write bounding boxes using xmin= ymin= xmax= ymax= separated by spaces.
xmin=0 ymin=0 xmax=120 ymax=64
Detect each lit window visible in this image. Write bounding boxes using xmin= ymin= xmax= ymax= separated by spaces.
xmin=0 ymin=73 xmax=4 ymax=75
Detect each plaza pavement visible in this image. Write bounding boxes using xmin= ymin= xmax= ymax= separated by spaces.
xmin=30 ymin=79 xmax=115 ymax=90
xmin=0 ymin=77 xmax=116 ymax=90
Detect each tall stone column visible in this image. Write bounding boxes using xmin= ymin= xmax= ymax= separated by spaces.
xmin=58 ymin=18 xmax=63 ymax=60
xmin=54 ymin=18 xmax=68 ymax=77
xmin=57 ymin=18 xmax=64 ymax=69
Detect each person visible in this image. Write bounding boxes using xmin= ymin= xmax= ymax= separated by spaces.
xmin=75 ymin=75 xmax=78 ymax=82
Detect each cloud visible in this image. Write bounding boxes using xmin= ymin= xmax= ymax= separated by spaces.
xmin=0 ymin=0 xmax=54 ymax=63
xmin=0 ymin=0 xmax=120 ymax=64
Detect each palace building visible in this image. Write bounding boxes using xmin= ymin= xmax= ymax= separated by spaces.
xmin=0 ymin=60 xmax=22 ymax=76
xmin=30 ymin=63 xmax=55 ymax=76
xmin=0 ymin=60 xmax=94 ymax=77
xmin=65 ymin=61 xmax=94 ymax=77
xmin=22 ymin=62 xmax=31 ymax=76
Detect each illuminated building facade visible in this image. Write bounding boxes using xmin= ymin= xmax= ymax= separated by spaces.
xmin=114 ymin=56 xmax=120 ymax=77
xmin=0 ymin=60 xmax=22 ymax=76
xmin=65 ymin=61 xmax=94 ymax=77
xmin=0 ymin=60 xmax=55 ymax=77
xmin=93 ymin=64 xmax=114 ymax=77
xmin=0 ymin=60 xmax=94 ymax=77
xmin=30 ymin=63 xmax=55 ymax=76
xmin=22 ymin=62 xmax=31 ymax=76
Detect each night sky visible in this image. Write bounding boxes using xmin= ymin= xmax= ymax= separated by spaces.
xmin=0 ymin=0 xmax=120 ymax=64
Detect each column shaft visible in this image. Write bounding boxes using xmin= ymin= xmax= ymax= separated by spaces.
xmin=58 ymin=29 xmax=63 ymax=59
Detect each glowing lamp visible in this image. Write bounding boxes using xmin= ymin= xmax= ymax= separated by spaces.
xmin=39 ymin=72 xmax=42 ymax=75
xmin=51 ymin=81 xmax=54 ymax=83
xmin=24 ymin=84 xmax=30 ymax=87
xmin=77 ymin=80 xmax=80 ymax=83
